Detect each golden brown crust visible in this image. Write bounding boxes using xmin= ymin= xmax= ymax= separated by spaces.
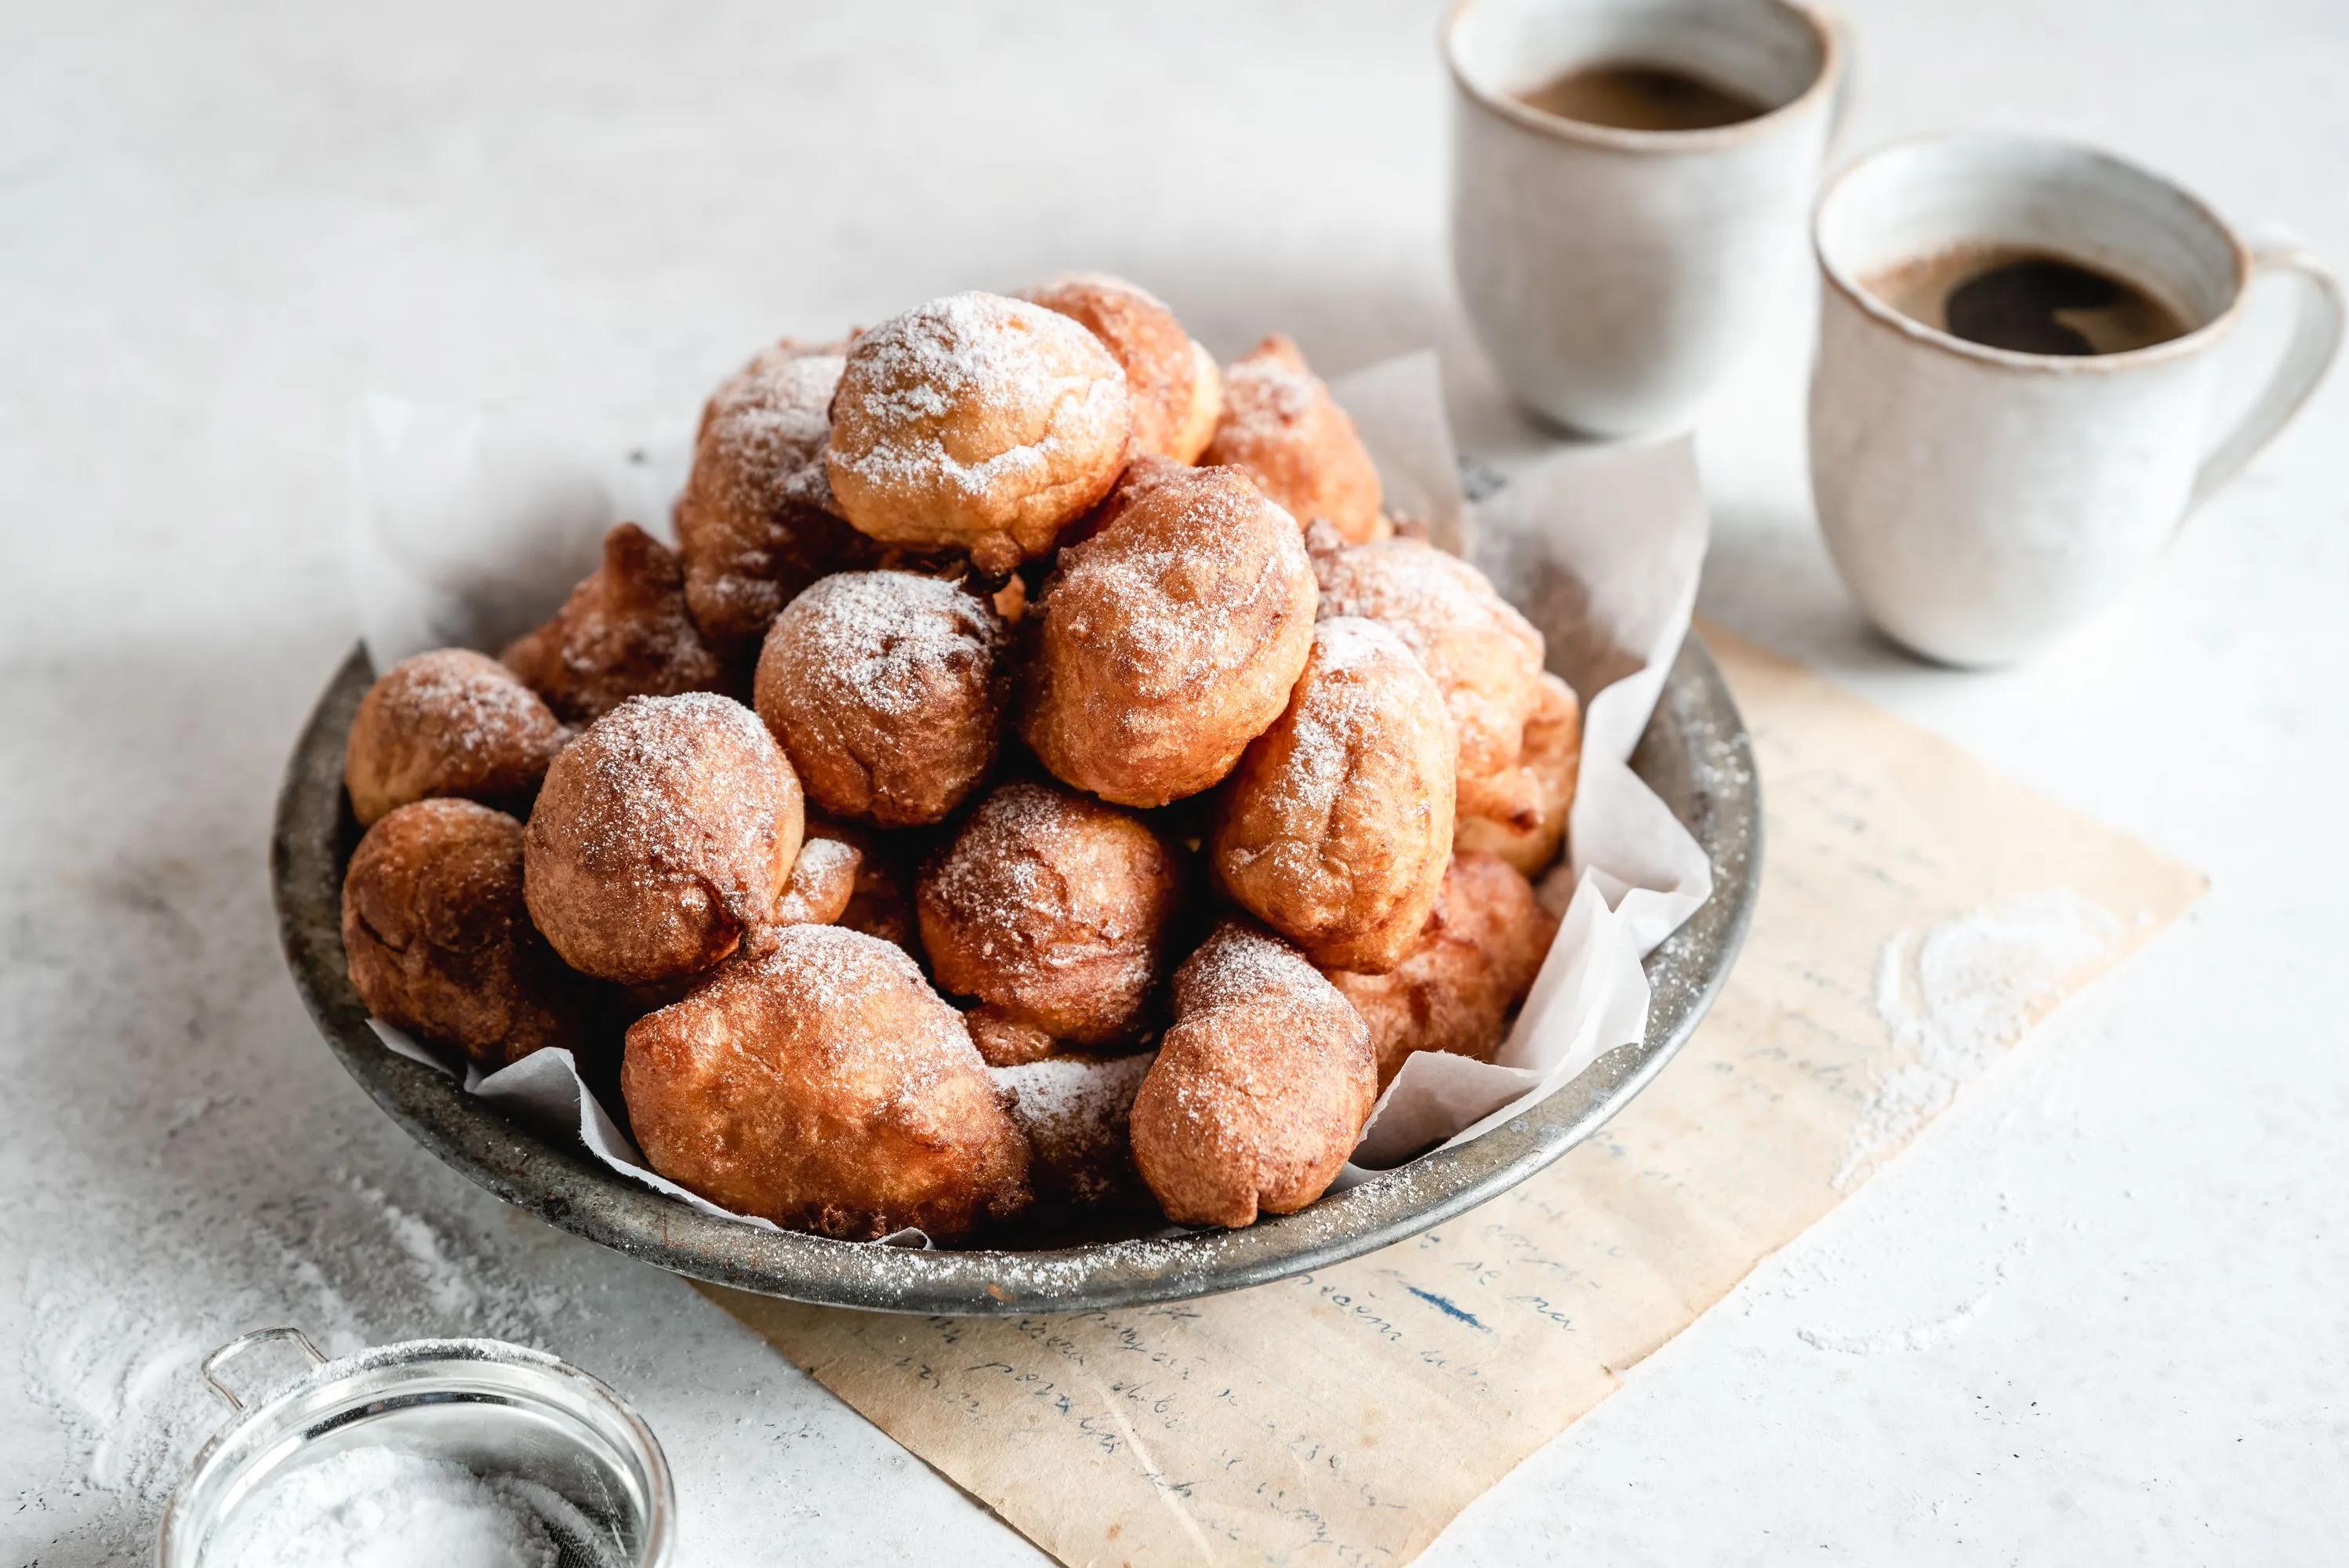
xmin=1018 ymin=463 xmax=1318 ymax=807
xmin=522 ymin=693 xmax=804 ymax=985
xmin=1313 ymin=537 xmax=1548 ymax=827
xmin=674 ymin=339 xmax=879 ymax=662
xmin=752 ymin=570 xmax=1008 ymax=827
xmin=1128 ymin=920 xmax=1375 ymax=1228
xmin=917 ymin=780 xmax=1184 ymax=1051
xmin=823 ymin=292 xmax=1132 ymax=575
xmin=1018 ymin=273 xmax=1221 ymax=463
xmin=1200 ymin=335 xmax=1384 ymax=544
xmin=1455 ymin=672 xmax=1582 ymax=875
xmin=344 ymin=649 xmax=568 ymax=827
xmin=1327 ymin=852 xmax=1559 ymax=1087
xmin=964 ymin=1008 xmax=1062 ymax=1068
xmin=503 ymin=524 xmax=728 ymax=724
xmin=1211 ymin=618 xmax=1456 ymax=973
xmin=341 ymin=799 xmax=585 ymax=1069
xmin=772 ymin=831 xmax=862 ymax=926
xmin=621 ymin=926 xmax=1030 ymax=1239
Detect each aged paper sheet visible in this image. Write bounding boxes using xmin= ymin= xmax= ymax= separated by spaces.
xmin=710 ymin=630 xmax=2207 ymax=1566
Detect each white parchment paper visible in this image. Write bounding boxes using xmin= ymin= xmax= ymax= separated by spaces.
xmin=347 ymin=351 xmax=1711 ymax=1225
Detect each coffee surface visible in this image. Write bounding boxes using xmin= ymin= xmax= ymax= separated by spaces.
xmin=1864 ymin=245 xmax=2192 ymax=356
xmin=1515 ymin=61 xmax=1767 ymax=132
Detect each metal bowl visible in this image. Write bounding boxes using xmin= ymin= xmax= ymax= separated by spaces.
xmin=273 ymin=637 xmax=1759 ymax=1315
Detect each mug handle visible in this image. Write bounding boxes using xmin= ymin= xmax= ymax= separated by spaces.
xmin=2190 ymin=240 xmax=2345 ymax=510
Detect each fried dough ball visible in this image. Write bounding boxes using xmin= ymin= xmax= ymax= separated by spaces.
xmin=917 ymin=781 xmax=1184 ymax=1062
xmin=1314 ymin=537 xmax=1548 ymax=829
xmin=992 ymin=1051 xmax=1154 ymax=1211
xmin=343 ymin=649 xmax=568 ymax=827
xmin=1327 ymin=852 xmax=1559 ymax=1088
xmin=1019 ymin=463 xmax=1317 ymax=807
xmin=753 ymin=570 xmax=1008 ymax=827
xmin=1211 ymin=618 xmax=1456 ymax=974
xmin=622 ymin=925 xmax=1029 ymax=1240
xmin=1128 ymin=921 xmax=1375 ymax=1228
xmin=1073 ymin=451 xmax=1184 ymax=539
xmin=1019 ymin=273 xmax=1221 ymax=463
xmin=523 ymin=692 xmax=804 ymax=985
xmin=772 ymin=829 xmax=862 ymax=926
xmin=674 ymin=339 xmax=880 ymax=662
xmin=1200 ymin=335 xmax=1385 ymax=545
xmin=1455 ymin=672 xmax=1582 ymax=875
xmin=341 ymin=799 xmax=584 ymax=1069
xmin=503 ymin=524 xmax=728 ymax=724
xmin=824 ymin=292 xmax=1132 ymax=575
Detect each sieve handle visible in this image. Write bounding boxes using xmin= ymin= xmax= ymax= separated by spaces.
xmin=200 ymin=1326 xmax=325 ymax=1412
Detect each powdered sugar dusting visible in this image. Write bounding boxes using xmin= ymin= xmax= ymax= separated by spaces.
xmin=776 ymin=570 xmax=1001 ymax=720
xmin=366 ymin=650 xmax=558 ymax=761
xmin=557 ymin=691 xmax=785 ymax=870
xmin=829 ymin=291 xmax=1126 ymax=501
xmin=19 ymin=1170 xmax=578 ymax=1551
xmin=1051 ymin=467 xmax=1305 ymax=694
xmin=791 ymin=834 xmax=858 ymax=884
xmin=1838 ymin=890 xmax=2124 ymax=1190
xmin=695 ymin=347 xmax=844 ymax=521
xmin=1216 ymin=339 xmax=1322 ymax=441
xmin=993 ymin=1052 xmax=1153 ymax=1206
xmin=925 ymin=783 xmax=1087 ymax=964
xmin=1253 ymin=616 xmax=1417 ymax=829
xmin=1315 ymin=537 xmax=1542 ymax=775
xmin=1173 ymin=922 xmax=1331 ymax=1017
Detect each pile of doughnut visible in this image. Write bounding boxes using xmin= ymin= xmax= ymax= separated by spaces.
xmin=338 ymin=274 xmax=1583 ymax=1243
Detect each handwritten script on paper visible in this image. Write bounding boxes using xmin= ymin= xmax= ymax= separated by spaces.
xmin=712 ymin=630 xmax=2207 ymax=1566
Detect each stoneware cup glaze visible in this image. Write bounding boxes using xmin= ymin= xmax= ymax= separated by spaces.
xmin=1810 ymin=132 xmax=2344 ymax=666
xmin=1447 ymin=0 xmax=1845 ymax=436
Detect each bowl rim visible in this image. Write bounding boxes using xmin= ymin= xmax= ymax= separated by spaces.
xmin=157 ymin=1334 xmax=676 ymax=1566
xmin=272 ymin=633 xmax=1759 ymax=1315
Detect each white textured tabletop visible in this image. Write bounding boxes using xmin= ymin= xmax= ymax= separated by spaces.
xmin=5 ymin=2 xmax=2344 ymax=1562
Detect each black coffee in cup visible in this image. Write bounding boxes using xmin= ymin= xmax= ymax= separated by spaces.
xmin=1863 ymin=245 xmax=2193 ymax=356
xmin=1515 ymin=61 xmax=1768 ymax=132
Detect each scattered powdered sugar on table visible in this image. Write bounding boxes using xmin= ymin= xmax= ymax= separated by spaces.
xmin=18 ymin=1167 xmax=578 ymax=1555
xmin=1836 ymin=890 xmax=2124 ymax=1191
xmin=1795 ymin=1278 xmax=1998 ymax=1356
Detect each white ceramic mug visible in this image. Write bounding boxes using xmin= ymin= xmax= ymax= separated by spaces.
xmin=1446 ymin=0 xmax=1845 ymax=436
xmin=1810 ymin=132 xmax=2344 ymax=666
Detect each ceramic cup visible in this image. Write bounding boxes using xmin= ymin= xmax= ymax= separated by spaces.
xmin=1446 ymin=0 xmax=1845 ymax=436
xmin=1810 ymin=132 xmax=2344 ymax=666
